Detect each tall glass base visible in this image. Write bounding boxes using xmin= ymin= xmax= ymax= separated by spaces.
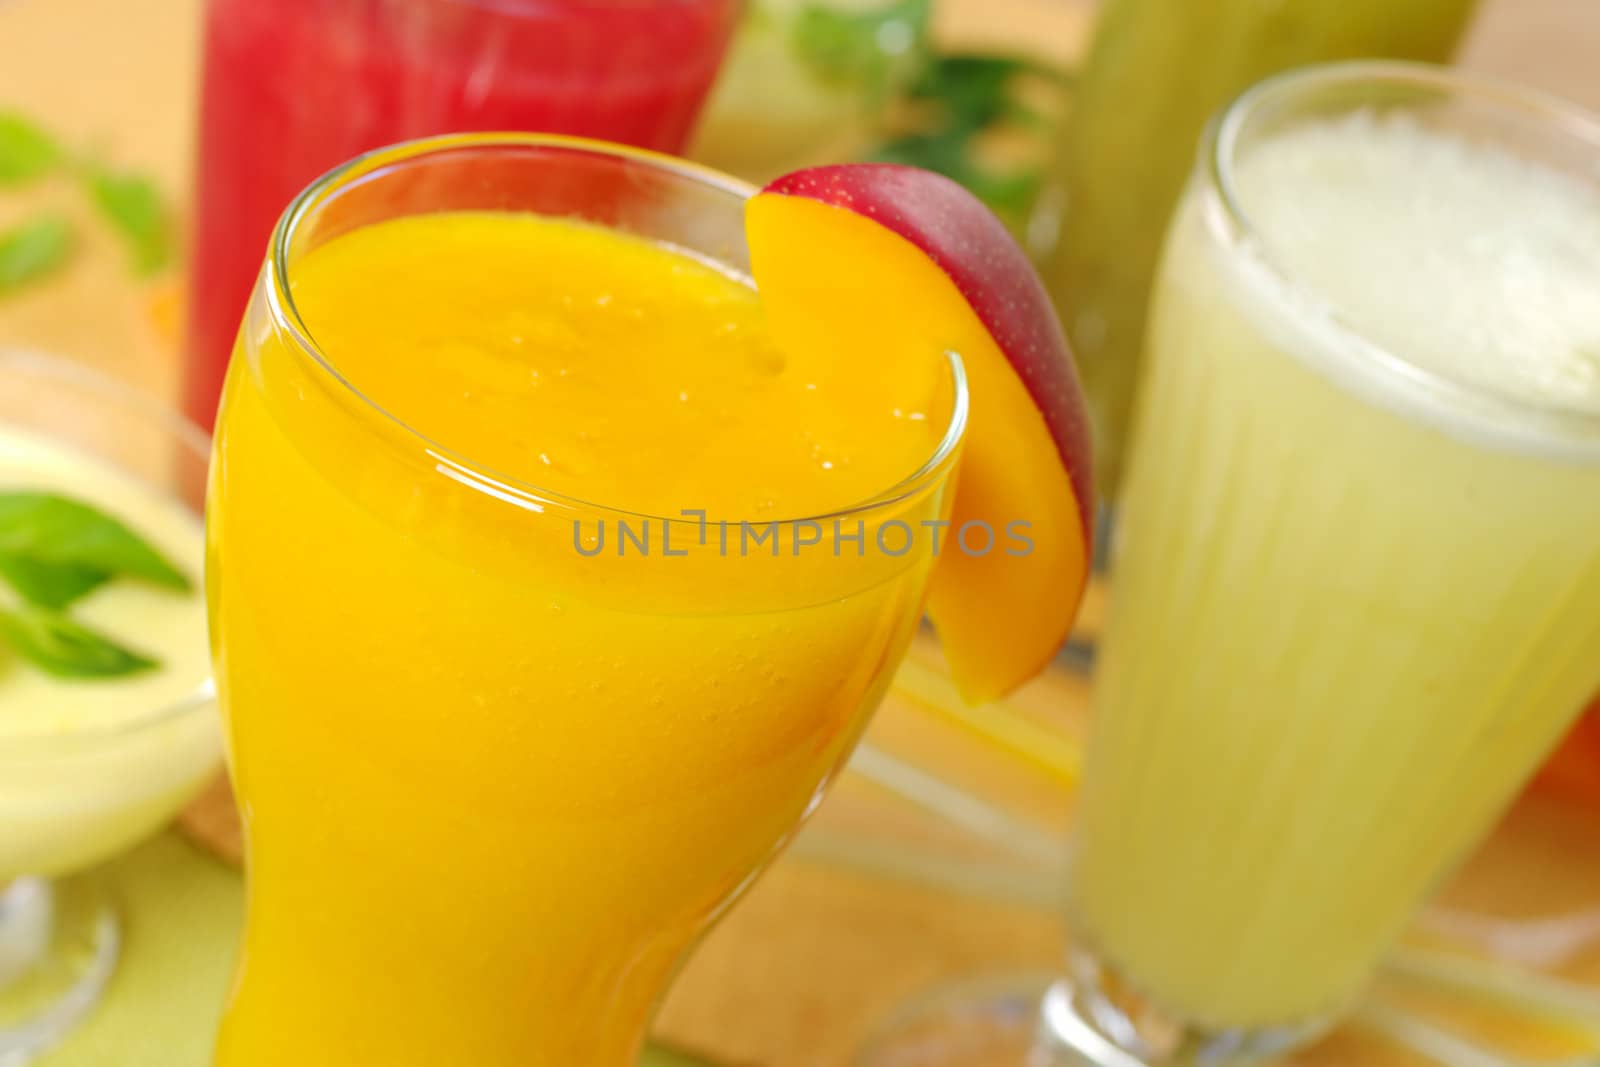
xmin=0 ymin=876 xmax=119 ymax=1064
xmin=858 ymin=952 xmax=1327 ymax=1067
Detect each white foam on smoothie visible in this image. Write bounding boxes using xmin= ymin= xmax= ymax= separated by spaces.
xmin=1214 ymin=109 xmax=1600 ymax=455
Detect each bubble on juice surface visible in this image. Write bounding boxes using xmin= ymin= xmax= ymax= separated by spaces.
xmin=1231 ymin=110 xmax=1600 ymax=421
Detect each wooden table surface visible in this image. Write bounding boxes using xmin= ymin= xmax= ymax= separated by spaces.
xmin=2 ymin=1 xmax=1598 ymax=1064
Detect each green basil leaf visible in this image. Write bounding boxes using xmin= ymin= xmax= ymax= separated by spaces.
xmin=0 ymin=491 xmax=191 ymax=598
xmin=0 ymin=605 xmax=156 ymax=679
xmin=0 ymin=112 xmax=63 ymax=185
xmin=86 ymin=168 xmax=172 ymax=276
xmin=0 ymin=554 xmax=109 ymax=610
xmin=0 ymin=216 xmax=73 ymax=294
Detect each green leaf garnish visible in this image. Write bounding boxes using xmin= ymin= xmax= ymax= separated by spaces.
xmin=0 ymin=112 xmax=63 ymax=185
xmin=907 ymin=55 xmax=1032 ymax=126
xmin=0 ymin=492 xmax=190 ymax=681
xmin=867 ymin=53 xmax=1072 ymax=232
xmin=0 ymin=491 xmax=192 ymax=600
xmin=0 ymin=216 xmax=73 ymax=294
xmin=0 ymin=554 xmax=108 ymax=610
xmin=0 ymin=605 xmax=156 ymax=679
xmin=0 ymin=111 xmax=176 ymax=298
xmin=86 ymin=168 xmax=172 ymax=276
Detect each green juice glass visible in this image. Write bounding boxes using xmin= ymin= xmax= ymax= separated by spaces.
xmin=1043 ymin=0 xmax=1480 ymax=496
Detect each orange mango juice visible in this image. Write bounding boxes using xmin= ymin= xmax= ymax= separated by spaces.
xmin=206 ymin=210 xmax=958 ymax=1065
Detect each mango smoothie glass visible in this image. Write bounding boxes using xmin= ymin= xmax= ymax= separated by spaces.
xmin=862 ymin=63 xmax=1600 ymax=1067
xmin=0 ymin=351 xmax=217 ymax=1062
xmin=205 ymin=134 xmax=969 ymax=1067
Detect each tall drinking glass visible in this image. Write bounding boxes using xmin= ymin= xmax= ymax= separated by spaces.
xmin=205 ymin=134 xmax=968 ymax=1067
xmin=184 ymin=0 xmax=741 ymax=430
xmin=863 ymin=62 xmax=1600 ymax=1066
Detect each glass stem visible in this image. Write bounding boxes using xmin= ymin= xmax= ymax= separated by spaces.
xmin=0 ymin=874 xmax=120 ymax=1063
xmin=0 ymin=879 xmax=53 ymax=989
xmin=1029 ymin=946 xmax=1332 ymax=1067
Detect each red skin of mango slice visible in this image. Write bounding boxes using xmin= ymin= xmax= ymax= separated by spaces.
xmin=748 ymin=165 xmax=1094 ymax=702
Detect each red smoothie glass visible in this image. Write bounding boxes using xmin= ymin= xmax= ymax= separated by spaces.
xmin=184 ymin=0 xmax=739 ymax=427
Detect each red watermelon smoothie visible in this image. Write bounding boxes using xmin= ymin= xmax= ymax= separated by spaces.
xmin=184 ymin=0 xmax=739 ymax=428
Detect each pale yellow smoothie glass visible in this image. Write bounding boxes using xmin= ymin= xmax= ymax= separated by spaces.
xmin=862 ymin=62 xmax=1600 ymax=1067
xmin=0 ymin=351 xmax=220 ymax=1062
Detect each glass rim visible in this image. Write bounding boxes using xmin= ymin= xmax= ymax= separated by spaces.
xmin=0 ymin=347 xmax=217 ymax=751
xmin=1202 ymin=60 xmax=1600 ymax=442
xmin=266 ymin=131 xmax=972 ymax=528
